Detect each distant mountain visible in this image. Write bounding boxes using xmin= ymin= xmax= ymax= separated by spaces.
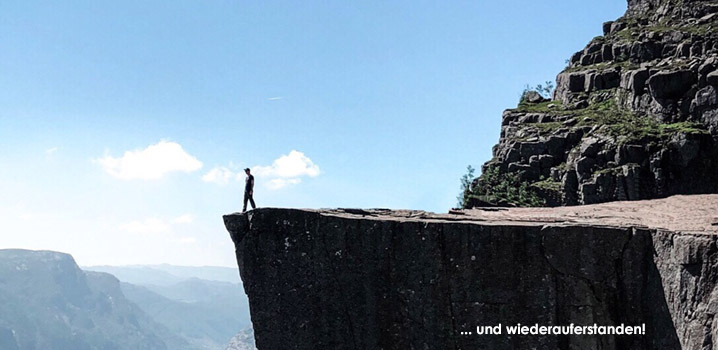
xmin=0 ymin=249 xmax=194 ymax=350
xmin=85 ymin=263 xmax=252 ymax=350
xmin=144 ymin=265 xmax=241 ymax=285
xmin=84 ymin=265 xmax=240 ymax=285
xmin=121 ymin=281 xmax=251 ymax=349
xmin=82 ymin=265 xmax=185 ymax=286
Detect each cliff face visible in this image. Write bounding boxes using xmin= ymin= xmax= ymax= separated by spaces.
xmin=466 ymin=0 xmax=718 ymax=207
xmin=224 ymin=195 xmax=718 ymax=350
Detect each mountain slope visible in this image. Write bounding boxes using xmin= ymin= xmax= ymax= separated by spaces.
xmin=466 ymin=0 xmax=718 ymax=207
xmin=0 ymin=249 xmax=191 ymax=350
xmin=121 ymin=281 xmax=251 ymax=349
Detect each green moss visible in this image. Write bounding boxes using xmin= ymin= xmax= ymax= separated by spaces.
xmin=531 ymin=179 xmax=562 ymax=192
xmin=532 ymin=122 xmax=564 ymax=134
xmin=514 ymin=100 xmax=563 ymax=113
xmin=660 ymin=121 xmax=711 ymax=135
xmin=595 ymin=166 xmax=623 ymax=176
xmin=568 ymin=95 xmax=709 ymax=142
xmin=564 ymin=60 xmax=639 ymax=73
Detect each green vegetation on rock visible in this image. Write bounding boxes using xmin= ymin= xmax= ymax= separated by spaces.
xmin=465 ymin=165 xmax=545 ymax=207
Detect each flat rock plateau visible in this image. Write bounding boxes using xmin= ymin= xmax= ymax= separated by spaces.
xmin=225 ymin=195 xmax=718 ymax=350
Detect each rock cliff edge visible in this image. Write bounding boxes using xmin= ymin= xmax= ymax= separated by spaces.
xmin=225 ymin=195 xmax=718 ymax=350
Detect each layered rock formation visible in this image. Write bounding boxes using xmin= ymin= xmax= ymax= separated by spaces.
xmin=225 ymin=195 xmax=718 ymax=350
xmin=466 ymin=0 xmax=718 ymax=207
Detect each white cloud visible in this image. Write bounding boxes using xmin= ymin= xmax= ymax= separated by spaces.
xmin=202 ymin=167 xmax=235 ymax=185
xmin=45 ymin=147 xmax=58 ymax=156
xmin=173 ymin=214 xmax=194 ymax=224
xmin=252 ymin=150 xmax=320 ymax=190
xmin=95 ymin=141 xmax=202 ymax=180
xmin=266 ymin=178 xmax=301 ymax=190
xmin=267 ymin=96 xmax=283 ymax=101
xmin=253 ymin=150 xmax=320 ymax=178
xmin=177 ymin=237 xmax=197 ymax=244
xmin=119 ymin=218 xmax=171 ymax=235
xmin=119 ymin=213 xmax=195 ymax=236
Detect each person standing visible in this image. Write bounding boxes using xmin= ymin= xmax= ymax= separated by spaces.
xmin=243 ymin=168 xmax=256 ymax=212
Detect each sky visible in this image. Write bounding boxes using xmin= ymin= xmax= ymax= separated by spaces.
xmin=0 ymin=0 xmax=626 ymax=267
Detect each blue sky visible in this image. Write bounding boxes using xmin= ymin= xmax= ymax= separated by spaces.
xmin=0 ymin=0 xmax=626 ymax=266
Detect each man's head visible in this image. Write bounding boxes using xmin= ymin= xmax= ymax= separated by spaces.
xmin=244 ymin=168 xmax=251 ymax=175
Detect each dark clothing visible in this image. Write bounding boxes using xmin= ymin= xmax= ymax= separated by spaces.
xmin=245 ymin=174 xmax=254 ymax=192
xmin=243 ymin=174 xmax=256 ymax=212
xmin=243 ymin=191 xmax=256 ymax=212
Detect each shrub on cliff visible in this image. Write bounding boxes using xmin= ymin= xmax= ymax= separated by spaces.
xmin=464 ymin=165 xmax=545 ymax=208
xmin=457 ymin=165 xmax=475 ymax=208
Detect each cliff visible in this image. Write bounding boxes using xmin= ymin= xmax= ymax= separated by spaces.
xmin=225 ymin=195 xmax=718 ymax=350
xmin=466 ymin=0 xmax=718 ymax=207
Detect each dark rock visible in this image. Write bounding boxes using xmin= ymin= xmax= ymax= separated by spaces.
xmin=670 ymin=133 xmax=701 ymax=167
xmin=675 ymin=42 xmax=691 ymax=58
xmin=602 ymin=44 xmax=614 ymax=61
xmin=690 ymin=85 xmax=718 ymax=113
xmin=617 ymin=144 xmax=647 ymax=165
xmin=621 ymin=69 xmax=650 ymax=94
xmin=630 ymin=41 xmax=659 ymax=62
xmin=647 ymin=70 xmax=697 ymax=100
xmin=571 ymin=51 xmax=583 ymax=64
xmin=602 ymin=21 xmax=614 ymax=35
xmin=539 ymin=154 xmax=555 ymax=169
xmin=226 ymin=208 xmax=718 ymax=350
xmin=519 ymin=142 xmax=545 ymax=160
xmin=622 ymin=165 xmax=641 ymax=200
xmin=579 ymin=137 xmax=602 ymax=158
xmin=661 ymin=44 xmax=676 ymax=57
xmin=708 ymin=70 xmax=718 ymax=86
xmin=610 ymin=21 xmax=626 ymax=34
xmin=575 ymin=156 xmax=596 ymax=181
xmin=565 ymin=72 xmax=586 ymax=92
xmin=586 ymin=41 xmax=603 ymax=54
xmin=690 ymin=41 xmax=704 ymax=57
xmin=613 ymin=44 xmax=627 ymax=61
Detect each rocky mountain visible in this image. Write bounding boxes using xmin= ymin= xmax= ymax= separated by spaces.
xmin=85 ymin=264 xmax=252 ymax=350
xmin=465 ymin=0 xmax=718 ymax=207
xmin=121 ymin=280 xmax=251 ymax=349
xmin=224 ymin=196 xmax=718 ymax=349
xmin=85 ymin=265 xmax=242 ymax=286
xmin=0 ymin=249 xmax=190 ymax=350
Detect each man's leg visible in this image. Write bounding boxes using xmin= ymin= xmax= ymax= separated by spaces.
xmin=249 ymin=195 xmax=256 ymax=209
xmin=243 ymin=192 xmax=249 ymax=212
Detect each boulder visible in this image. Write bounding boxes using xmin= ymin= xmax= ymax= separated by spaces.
xmin=523 ymin=91 xmax=547 ymax=104
xmin=617 ymin=144 xmax=647 ymax=165
xmin=621 ymin=69 xmax=650 ymax=94
xmin=707 ymin=70 xmax=718 ymax=86
xmin=648 ymin=70 xmax=697 ymax=100
xmin=576 ymin=156 xmax=596 ymax=181
xmin=579 ymin=137 xmax=602 ymax=158
xmin=690 ymin=85 xmax=718 ymax=113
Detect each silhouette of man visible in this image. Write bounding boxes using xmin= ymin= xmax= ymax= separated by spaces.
xmin=243 ymin=168 xmax=256 ymax=212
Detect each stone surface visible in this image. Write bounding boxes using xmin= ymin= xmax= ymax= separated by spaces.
xmin=225 ymin=195 xmax=718 ymax=350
